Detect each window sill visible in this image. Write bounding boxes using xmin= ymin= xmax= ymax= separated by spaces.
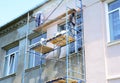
xmin=25 ymin=64 xmax=45 ymax=73
xmin=107 ymin=40 xmax=120 ymax=47
xmin=0 ymin=73 xmax=16 ymax=81
xmin=107 ymin=75 xmax=120 ymax=80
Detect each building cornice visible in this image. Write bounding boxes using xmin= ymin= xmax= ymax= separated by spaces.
xmin=0 ymin=18 xmax=27 ymax=37
xmin=0 ymin=0 xmax=51 ymax=37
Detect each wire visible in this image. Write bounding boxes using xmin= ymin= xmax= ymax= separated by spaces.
xmin=44 ymin=0 xmax=64 ymax=22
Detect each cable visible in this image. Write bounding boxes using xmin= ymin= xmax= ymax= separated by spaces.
xmin=44 ymin=0 xmax=64 ymax=22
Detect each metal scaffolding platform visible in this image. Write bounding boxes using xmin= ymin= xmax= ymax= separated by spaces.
xmin=48 ymin=33 xmax=75 ymax=46
xmin=46 ymin=78 xmax=78 ymax=83
xmin=24 ymin=0 xmax=85 ymax=83
xmin=32 ymin=44 xmax=53 ymax=54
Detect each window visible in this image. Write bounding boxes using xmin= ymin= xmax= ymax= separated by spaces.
xmin=69 ymin=26 xmax=82 ymax=54
xmin=58 ymin=23 xmax=66 ymax=32
xmin=29 ymin=50 xmax=44 ymax=68
xmin=30 ymin=33 xmax=47 ymax=45
xmin=4 ymin=46 xmax=19 ymax=76
xmin=57 ymin=20 xmax=82 ymax=54
xmin=29 ymin=33 xmax=47 ymax=68
xmin=108 ymin=0 xmax=120 ymax=41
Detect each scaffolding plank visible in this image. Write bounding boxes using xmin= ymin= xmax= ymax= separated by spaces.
xmin=57 ymin=79 xmax=77 ymax=83
xmin=33 ymin=45 xmax=53 ymax=54
xmin=47 ymin=78 xmax=77 ymax=83
xmin=48 ymin=34 xmax=75 ymax=46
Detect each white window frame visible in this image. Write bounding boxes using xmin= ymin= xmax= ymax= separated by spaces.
xmin=29 ymin=33 xmax=47 ymax=68
xmin=29 ymin=48 xmax=43 ymax=68
xmin=105 ymin=0 xmax=120 ymax=42
xmin=29 ymin=49 xmax=36 ymax=68
xmin=58 ymin=23 xmax=66 ymax=32
xmin=4 ymin=51 xmax=18 ymax=76
xmin=109 ymin=8 xmax=120 ymax=41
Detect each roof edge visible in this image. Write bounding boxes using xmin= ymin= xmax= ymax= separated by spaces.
xmin=0 ymin=0 xmax=51 ymax=31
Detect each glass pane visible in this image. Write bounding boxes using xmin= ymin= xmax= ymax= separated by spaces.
xmin=109 ymin=10 xmax=120 ymax=41
xmin=41 ymin=54 xmax=46 ymax=65
xmin=9 ymin=54 xmax=15 ymax=74
xmin=41 ymin=58 xmax=46 ymax=65
xmin=14 ymin=52 xmax=19 ymax=72
xmin=77 ymin=26 xmax=82 ymax=50
xmin=69 ymin=42 xmax=75 ymax=53
xmin=77 ymin=12 xmax=83 ymax=25
xmin=58 ymin=24 xmax=66 ymax=32
xmin=4 ymin=57 xmax=9 ymax=75
xmin=6 ymin=46 xmax=19 ymax=55
xmin=29 ymin=50 xmax=35 ymax=67
xmin=108 ymin=0 xmax=120 ymax=11
xmin=29 ymin=49 xmax=42 ymax=67
xmin=30 ymin=33 xmax=47 ymax=45
xmin=35 ymin=54 xmax=41 ymax=66
xmin=30 ymin=36 xmax=42 ymax=44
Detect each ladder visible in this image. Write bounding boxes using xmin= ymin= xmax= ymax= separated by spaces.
xmin=65 ymin=0 xmax=86 ymax=83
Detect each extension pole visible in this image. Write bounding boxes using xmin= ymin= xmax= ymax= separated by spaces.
xmin=22 ymin=12 xmax=29 ymax=83
xmin=65 ymin=0 xmax=69 ymax=83
xmin=80 ymin=0 xmax=86 ymax=82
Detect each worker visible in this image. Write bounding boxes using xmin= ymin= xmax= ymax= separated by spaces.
xmin=68 ymin=9 xmax=77 ymax=34
xmin=69 ymin=9 xmax=76 ymax=27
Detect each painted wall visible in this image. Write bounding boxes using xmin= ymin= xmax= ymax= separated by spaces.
xmin=83 ymin=0 xmax=106 ymax=83
xmin=0 ymin=21 xmax=28 ymax=83
xmin=25 ymin=54 xmax=83 ymax=83
xmin=102 ymin=0 xmax=120 ymax=83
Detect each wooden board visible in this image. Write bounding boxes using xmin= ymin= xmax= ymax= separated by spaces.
xmin=48 ymin=34 xmax=75 ymax=46
xmin=57 ymin=79 xmax=77 ymax=83
xmin=33 ymin=45 xmax=53 ymax=54
xmin=47 ymin=79 xmax=77 ymax=83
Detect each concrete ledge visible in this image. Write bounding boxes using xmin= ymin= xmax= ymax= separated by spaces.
xmin=100 ymin=0 xmax=105 ymax=2
xmin=107 ymin=40 xmax=120 ymax=47
xmin=25 ymin=65 xmax=45 ymax=73
xmin=0 ymin=73 xmax=16 ymax=81
xmin=107 ymin=75 xmax=120 ymax=80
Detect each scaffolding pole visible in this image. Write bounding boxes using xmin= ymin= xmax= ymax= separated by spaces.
xmin=65 ymin=0 xmax=69 ymax=83
xmin=80 ymin=0 xmax=86 ymax=82
xmin=30 ymin=0 xmax=85 ymax=82
xmin=22 ymin=12 xmax=29 ymax=83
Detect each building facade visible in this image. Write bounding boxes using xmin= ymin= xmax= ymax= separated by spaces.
xmin=0 ymin=0 xmax=120 ymax=83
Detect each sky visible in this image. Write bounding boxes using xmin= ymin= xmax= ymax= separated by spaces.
xmin=0 ymin=0 xmax=46 ymax=27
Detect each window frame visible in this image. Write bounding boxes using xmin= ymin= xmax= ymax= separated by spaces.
xmin=30 ymin=32 xmax=47 ymax=45
xmin=29 ymin=33 xmax=47 ymax=68
xmin=106 ymin=0 xmax=120 ymax=42
xmin=4 ymin=50 xmax=19 ymax=76
xmin=57 ymin=22 xmax=66 ymax=32
xmin=57 ymin=21 xmax=82 ymax=54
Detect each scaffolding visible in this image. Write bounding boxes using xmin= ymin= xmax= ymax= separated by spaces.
xmin=24 ymin=0 xmax=85 ymax=83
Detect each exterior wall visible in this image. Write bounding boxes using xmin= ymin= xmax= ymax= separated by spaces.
xmin=0 ymin=74 xmax=15 ymax=83
xmin=106 ymin=44 xmax=120 ymax=82
xmin=1 ymin=0 xmax=120 ymax=83
xmin=83 ymin=0 xmax=106 ymax=83
xmin=0 ymin=21 xmax=28 ymax=83
xmin=103 ymin=0 xmax=120 ymax=83
xmin=0 ymin=48 xmax=5 ymax=77
xmin=0 ymin=0 xmax=83 ymax=83
xmin=84 ymin=0 xmax=120 ymax=83
xmin=25 ymin=54 xmax=83 ymax=83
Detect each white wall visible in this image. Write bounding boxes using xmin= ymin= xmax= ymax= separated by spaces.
xmin=84 ymin=1 xmax=106 ymax=83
